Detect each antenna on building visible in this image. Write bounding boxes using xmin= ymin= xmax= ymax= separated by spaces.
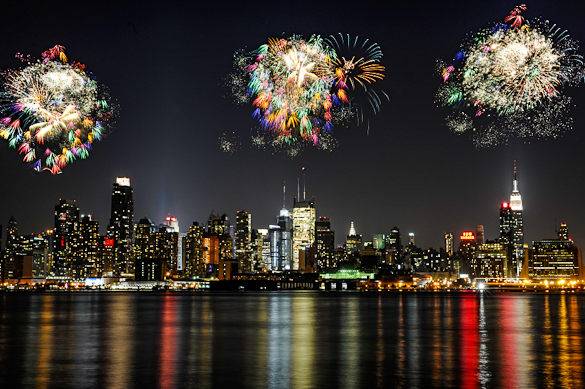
xmin=302 ymin=166 xmax=306 ymax=200
xmin=282 ymin=180 xmax=286 ymax=209
xmin=297 ymin=177 xmax=300 ymax=201
xmin=512 ymin=160 xmax=519 ymax=192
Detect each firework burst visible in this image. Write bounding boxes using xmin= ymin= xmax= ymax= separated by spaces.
xmin=230 ymin=34 xmax=387 ymax=155
xmin=0 ymin=45 xmax=115 ymax=174
xmin=437 ymin=5 xmax=584 ymax=146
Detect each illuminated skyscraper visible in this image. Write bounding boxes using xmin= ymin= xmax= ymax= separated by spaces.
xmin=386 ymin=226 xmax=402 ymax=264
xmin=509 ymin=161 xmax=525 ymax=277
xmin=255 ymin=228 xmax=270 ymax=271
xmin=163 ymin=215 xmax=181 ymax=270
xmin=108 ymin=177 xmax=134 ymax=276
xmin=133 ymin=218 xmax=157 ymax=269
xmin=2 ymin=217 xmax=19 ymax=279
xmin=498 ymin=162 xmax=525 ymax=278
xmin=292 ymin=198 xmax=316 ymax=270
xmin=235 ymin=210 xmax=253 ymax=273
xmin=75 ymin=215 xmax=100 ymax=278
xmin=316 ymin=216 xmax=335 ymax=270
xmin=444 ymin=232 xmax=454 ymax=257
xmin=53 ymin=199 xmax=80 ymax=277
xmin=277 ymin=208 xmax=293 ymax=270
xmin=345 ymin=221 xmax=362 ymax=258
xmin=183 ymin=222 xmax=204 ymax=278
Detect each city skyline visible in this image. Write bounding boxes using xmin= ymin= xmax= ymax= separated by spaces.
xmin=1 ymin=1 xmax=585 ymax=250
xmin=0 ymin=162 xmax=575 ymax=254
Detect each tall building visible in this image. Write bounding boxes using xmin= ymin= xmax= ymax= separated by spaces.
xmin=163 ymin=215 xmax=181 ymax=271
xmin=292 ymin=198 xmax=316 ymax=270
xmin=108 ymin=177 xmax=134 ymax=276
xmin=386 ymin=226 xmax=403 ymax=265
xmin=458 ymin=230 xmax=477 ymax=276
xmin=133 ymin=218 xmax=158 ymax=274
xmin=132 ymin=218 xmax=178 ymax=279
xmin=156 ymin=224 xmax=179 ymax=276
xmin=444 ymin=232 xmax=454 ymax=257
xmin=75 ymin=215 xmax=100 ymax=278
xmin=509 ymin=161 xmax=525 ymax=277
xmin=268 ymin=224 xmax=282 ymax=271
xmin=3 ymin=217 xmax=20 ymax=279
xmin=276 ymin=209 xmax=292 ymax=271
xmin=235 ymin=210 xmax=253 ymax=273
xmin=53 ymin=199 xmax=80 ymax=277
xmin=32 ymin=232 xmax=51 ymax=278
xmin=345 ymin=221 xmax=362 ymax=258
xmin=316 ymin=216 xmax=335 ymax=270
xmin=183 ymin=222 xmax=204 ymax=278
xmin=202 ymin=235 xmax=220 ymax=276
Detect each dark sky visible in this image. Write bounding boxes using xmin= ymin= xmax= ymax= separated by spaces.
xmin=1 ymin=0 xmax=585 ymax=248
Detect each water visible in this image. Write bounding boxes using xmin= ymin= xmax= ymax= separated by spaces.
xmin=0 ymin=291 xmax=584 ymax=388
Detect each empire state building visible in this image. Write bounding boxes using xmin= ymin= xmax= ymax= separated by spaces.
xmin=509 ymin=161 xmax=525 ymax=277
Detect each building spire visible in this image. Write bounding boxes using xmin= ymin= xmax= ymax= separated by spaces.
xmin=512 ymin=160 xmax=519 ymax=193
xmin=282 ymin=180 xmax=286 ymax=209
xmin=349 ymin=221 xmax=356 ymax=236
xmin=302 ymin=166 xmax=306 ymax=201
xmin=510 ymin=160 xmax=523 ymax=211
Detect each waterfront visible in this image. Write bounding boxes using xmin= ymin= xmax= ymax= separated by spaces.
xmin=1 ymin=292 xmax=584 ymax=388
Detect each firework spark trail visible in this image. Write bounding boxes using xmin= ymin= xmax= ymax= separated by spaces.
xmin=437 ymin=5 xmax=584 ymax=147
xmin=0 ymin=45 xmax=115 ymax=174
xmin=228 ymin=34 xmax=387 ymax=155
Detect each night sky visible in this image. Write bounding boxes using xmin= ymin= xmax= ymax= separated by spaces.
xmin=1 ymin=0 xmax=585 ymax=248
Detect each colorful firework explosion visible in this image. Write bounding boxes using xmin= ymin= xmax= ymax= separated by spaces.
xmin=0 ymin=45 xmax=115 ymax=174
xmin=231 ymin=34 xmax=387 ymax=155
xmin=437 ymin=5 xmax=584 ymax=147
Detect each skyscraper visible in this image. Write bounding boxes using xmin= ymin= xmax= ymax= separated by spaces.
xmin=53 ymin=199 xmax=80 ymax=277
xmin=268 ymin=224 xmax=282 ymax=271
xmin=509 ymin=161 xmax=525 ymax=278
xmin=3 ymin=217 xmax=19 ymax=279
xmin=444 ymin=232 xmax=454 ymax=257
xmin=345 ymin=221 xmax=362 ymax=258
xmin=277 ymin=209 xmax=293 ymax=270
xmin=316 ymin=216 xmax=335 ymax=270
xmin=499 ymin=162 xmax=525 ymax=278
xmin=108 ymin=177 xmax=134 ymax=276
xmin=75 ymin=215 xmax=100 ymax=278
xmin=235 ymin=210 xmax=253 ymax=273
xmin=183 ymin=222 xmax=204 ymax=278
xmin=292 ymin=198 xmax=316 ymax=270
xmin=386 ymin=226 xmax=403 ymax=265
xmin=254 ymin=228 xmax=271 ymax=271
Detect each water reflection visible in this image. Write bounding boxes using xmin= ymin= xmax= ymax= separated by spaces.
xmin=0 ymin=292 xmax=585 ymax=388
xmin=106 ymin=294 xmax=134 ymax=389
xmin=291 ymin=294 xmax=316 ymax=388
xmin=36 ymin=295 xmax=54 ymax=389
